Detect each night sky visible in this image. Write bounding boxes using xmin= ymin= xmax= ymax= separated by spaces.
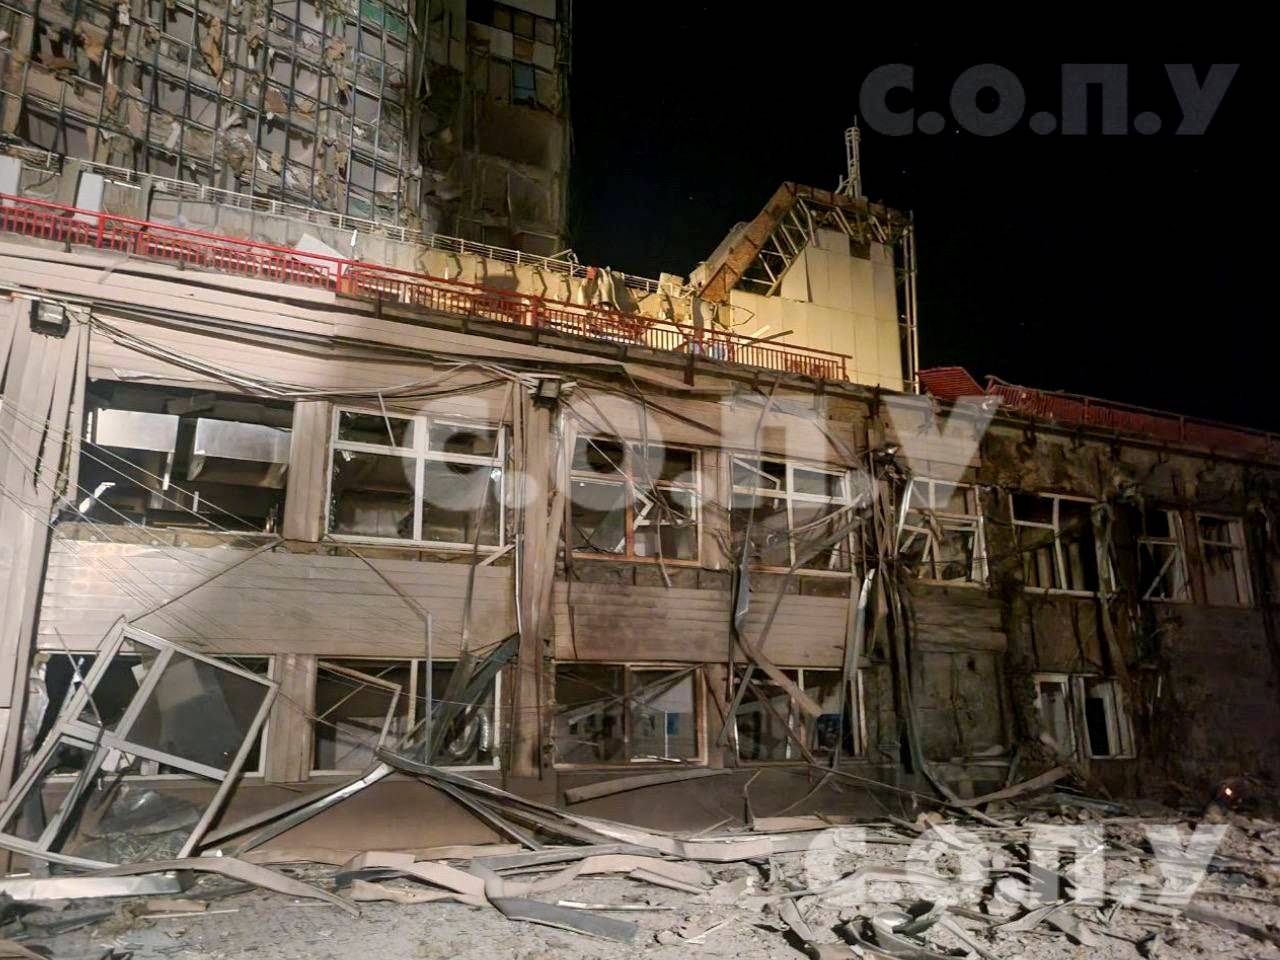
xmin=568 ymin=25 xmax=1259 ymax=429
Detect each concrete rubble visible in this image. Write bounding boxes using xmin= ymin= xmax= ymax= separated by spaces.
xmin=3 ymin=716 xmax=1279 ymax=958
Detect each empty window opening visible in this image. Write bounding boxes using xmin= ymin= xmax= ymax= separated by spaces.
xmin=328 ymin=409 xmax=505 ymax=548
xmin=1011 ymin=493 xmax=1104 ymax=594
xmin=732 ymin=667 xmax=864 ymax=763
xmin=77 ymin=382 xmax=293 ymax=533
xmin=553 ymin=664 xmax=702 ymax=765
xmin=897 ymin=478 xmax=987 ymax=584
xmin=312 ymin=657 xmax=498 ymax=772
xmin=1136 ymin=507 xmax=1191 ymax=601
xmin=730 ymin=456 xmax=857 ymax=572
xmin=1197 ymin=514 xmax=1251 ymax=607
xmin=569 ymin=436 xmax=699 ymax=562
xmin=1034 ymin=673 xmax=1134 ymax=760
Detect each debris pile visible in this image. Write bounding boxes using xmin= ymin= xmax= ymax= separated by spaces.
xmin=3 ymin=628 xmax=1279 ymax=958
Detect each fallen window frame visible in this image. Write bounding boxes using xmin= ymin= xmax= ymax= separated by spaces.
xmin=730 ymin=455 xmax=858 ymax=575
xmin=1195 ymin=513 xmax=1252 ymax=607
xmin=31 ymin=651 xmax=274 ymax=779
xmin=1136 ymin=507 xmax=1192 ymax=602
xmin=310 ymin=656 xmax=501 ymax=775
xmin=1010 ymin=492 xmax=1109 ymax=596
xmin=0 ymin=624 xmax=277 ymax=869
xmin=326 ymin=406 xmax=507 ymax=550
xmin=567 ymin=435 xmax=702 ymax=564
xmin=731 ymin=666 xmax=867 ymax=764
xmin=896 ymin=477 xmax=988 ymax=585
xmin=552 ymin=662 xmax=706 ymax=768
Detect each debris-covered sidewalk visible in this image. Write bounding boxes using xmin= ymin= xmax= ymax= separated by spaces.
xmin=4 ymin=750 xmax=1280 ymax=960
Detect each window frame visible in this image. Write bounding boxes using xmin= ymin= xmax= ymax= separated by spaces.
xmin=1033 ymin=671 xmax=1135 ymax=761
xmin=327 ymin=406 xmax=507 ymax=550
xmin=1136 ymin=508 xmax=1191 ymax=602
xmin=568 ymin=436 xmax=702 ymax=565
xmin=730 ymin=454 xmax=858 ymax=576
xmin=309 ymin=655 xmax=502 ymax=775
xmin=40 ymin=652 xmax=274 ymax=780
xmin=1010 ymin=492 xmax=1109 ymax=597
xmin=731 ymin=666 xmax=867 ymax=765
xmin=1195 ymin=513 xmax=1252 ymax=607
xmin=896 ymin=477 xmax=988 ymax=586
xmin=551 ymin=661 xmax=707 ymax=769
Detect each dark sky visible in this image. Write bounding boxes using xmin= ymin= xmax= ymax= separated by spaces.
xmin=567 ymin=23 xmax=1260 ymax=429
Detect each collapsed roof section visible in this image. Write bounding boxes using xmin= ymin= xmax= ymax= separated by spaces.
xmin=691 ymin=183 xmax=912 ymax=305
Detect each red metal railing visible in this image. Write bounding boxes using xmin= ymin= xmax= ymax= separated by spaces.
xmin=0 ymin=194 xmax=849 ymax=381
xmin=983 ymin=376 xmax=1280 ymax=458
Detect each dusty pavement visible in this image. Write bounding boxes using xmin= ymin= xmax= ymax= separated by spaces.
xmin=13 ymin=810 xmax=1280 ymax=960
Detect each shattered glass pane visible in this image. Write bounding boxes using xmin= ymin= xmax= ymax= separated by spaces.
xmin=733 ymin=669 xmax=797 ymax=762
xmin=793 ymin=467 xmax=843 ymax=498
xmin=554 ymin=665 xmax=625 ymax=764
xmin=0 ymin=741 xmax=94 ymax=841
xmin=932 ymin=525 xmax=977 ymax=581
xmin=126 ymin=654 xmax=270 ymax=771
xmin=801 ymin=669 xmax=851 ymax=761
xmin=337 ymin=410 xmax=414 ymax=447
xmin=629 ymin=670 xmax=697 ymax=761
xmin=1139 ymin=540 xmax=1190 ymax=601
xmin=633 ymin=488 xmax=698 ymax=560
xmin=421 ymin=460 xmax=501 ymax=545
xmin=570 ymin=478 xmax=628 ymax=554
xmin=1019 ymin=525 xmax=1059 ymax=589
xmin=730 ymin=492 xmax=790 ymax=566
xmin=793 ymin=501 xmax=852 ymax=571
xmin=1011 ymin=493 xmax=1054 ymax=525
xmin=313 ymin=659 xmax=409 ymax=771
xmin=572 ymin=436 xmax=626 ymax=476
xmin=641 ymin=445 xmax=696 ymax=484
xmin=419 ymin=662 xmax=497 ymax=766
xmin=732 ymin=457 xmax=786 ymax=492
xmin=429 ymin=423 xmax=499 ymax=459
xmin=78 ymin=641 xmax=159 ymax=731
xmin=329 ymin=449 xmax=416 ymax=539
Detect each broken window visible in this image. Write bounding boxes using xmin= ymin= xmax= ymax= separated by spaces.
xmin=1033 ymin=673 xmax=1134 ymax=760
xmin=512 ymin=62 xmax=536 ymax=105
xmin=730 ymin=456 xmax=856 ymax=572
xmin=1079 ymin=678 xmax=1134 ymax=759
xmin=1034 ymin=674 xmax=1075 ymax=755
xmin=897 ymin=478 xmax=987 ymax=584
xmin=312 ymin=657 xmax=498 ymax=772
xmin=732 ymin=667 xmax=864 ymax=763
xmin=568 ymin=436 xmax=700 ymax=562
xmin=77 ymin=382 xmax=293 ymax=533
xmin=1136 ymin=508 xmax=1191 ymax=601
xmin=1197 ymin=514 xmax=1251 ymax=606
xmin=1010 ymin=493 xmax=1105 ymax=594
xmin=0 ymin=626 xmax=276 ymax=867
xmin=329 ymin=408 xmax=505 ymax=547
xmin=30 ymin=653 xmax=271 ymax=777
xmin=553 ymin=664 xmax=702 ymax=765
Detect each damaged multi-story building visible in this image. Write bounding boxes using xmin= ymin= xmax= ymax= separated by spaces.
xmin=0 ymin=0 xmax=570 ymax=245
xmin=0 ymin=15 xmax=1278 ymax=865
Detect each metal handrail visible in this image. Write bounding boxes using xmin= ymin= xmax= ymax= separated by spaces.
xmin=0 ymin=145 xmax=662 ymax=293
xmin=985 ymin=376 xmax=1280 ymax=455
xmin=0 ymin=193 xmax=849 ymax=381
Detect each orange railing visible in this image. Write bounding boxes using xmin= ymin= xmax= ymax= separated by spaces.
xmin=984 ymin=377 xmax=1280 ymax=459
xmin=0 ymin=194 xmax=849 ymax=381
